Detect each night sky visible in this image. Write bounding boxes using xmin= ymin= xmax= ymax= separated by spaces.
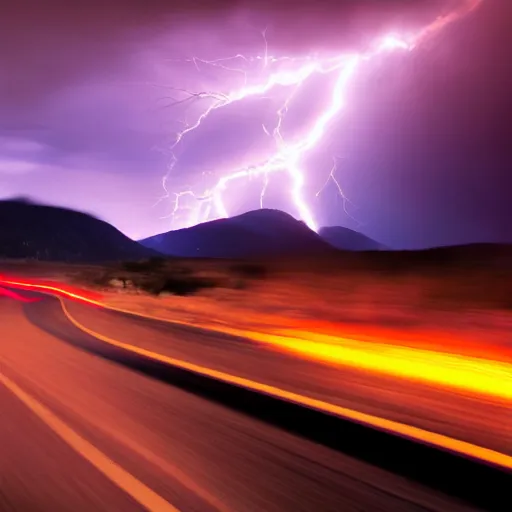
xmin=1 ymin=0 xmax=510 ymax=249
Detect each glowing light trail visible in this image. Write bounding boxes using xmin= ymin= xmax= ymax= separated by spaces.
xmin=0 ymin=285 xmax=39 ymax=302
xmin=160 ymin=0 xmax=482 ymax=231
xmin=0 ymin=275 xmax=103 ymax=306
xmin=2 ymin=273 xmax=510 ymax=404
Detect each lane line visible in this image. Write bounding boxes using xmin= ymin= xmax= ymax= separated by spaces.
xmin=84 ymin=421 xmax=231 ymax=512
xmin=0 ymin=371 xmax=179 ymax=512
xmin=59 ymin=297 xmax=512 ymax=472
xmin=5 ymin=278 xmax=510 ymax=401
xmin=0 ymin=275 xmax=224 ymax=331
xmin=60 ymin=293 xmax=512 ymax=402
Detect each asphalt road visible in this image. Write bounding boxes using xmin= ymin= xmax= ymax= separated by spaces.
xmin=0 ymin=292 xmax=510 ymax=511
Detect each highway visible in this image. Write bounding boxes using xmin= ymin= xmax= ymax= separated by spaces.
xmin=0 ymin=288 xmax=511 ymax=511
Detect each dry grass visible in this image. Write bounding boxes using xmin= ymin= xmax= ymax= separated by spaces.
xmin=3 ymin=251 xmax=512 ymax=361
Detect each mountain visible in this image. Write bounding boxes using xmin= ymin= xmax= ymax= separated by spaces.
xmin=0 ymin=198 xmax=158 ymax=262
xmin=319 ymin=226 xmax=385 ymax=251
xmin=140 ymin=209 xmax=336 ymax=258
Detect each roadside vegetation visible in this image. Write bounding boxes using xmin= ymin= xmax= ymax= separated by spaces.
xmin=2 ymin=245 xmax=510 ymax=354
xmin=71 ymin=257 xmax=268 ymax=297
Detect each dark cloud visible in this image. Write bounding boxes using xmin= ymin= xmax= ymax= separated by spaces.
xmin=0 ymin=0 xmax=457 ymax=112
xmin=1 ymin=0 xmax=448 ymax=94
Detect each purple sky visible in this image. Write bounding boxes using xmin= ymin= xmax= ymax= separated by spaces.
xmin=1 ymin=0 xmax=510 ymax=248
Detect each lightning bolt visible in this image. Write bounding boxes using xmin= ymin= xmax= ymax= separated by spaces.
xmin=159 ymin=0 xmax=482 ymax=232
xmin=316 ymin=156 xmax=360 ymax=226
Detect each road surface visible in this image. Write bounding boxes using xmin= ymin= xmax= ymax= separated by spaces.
xmin=0 ymin=291 xmax=510 ymax=511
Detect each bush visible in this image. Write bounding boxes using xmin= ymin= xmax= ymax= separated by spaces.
xmin=230 ymin=263 xmax=267 ymax=279
xmin=121 ymin=257 xmax=167 ymax=273
xmin=141 ymin=275 xmax=217 ymax=296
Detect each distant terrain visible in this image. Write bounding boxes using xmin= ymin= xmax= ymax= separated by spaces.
xmin=0 ymin=199 xmax=384 ymax=263
xmin=3 ymin=198 xmax=509 ymax=267
xmin=2 ymin=206 xmax=510 ymax=358
xmin=3 ymin=240 xmax=510 ymax=367
xmin=0 ymin=198 xmax=157 ymax=262
xmin=319 ymin=226 xmax=385 ymax=251
xmin=141 ymin=209 xmax=340 ymax=258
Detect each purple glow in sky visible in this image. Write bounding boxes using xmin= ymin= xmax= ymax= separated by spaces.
xmin=157 ymin=1 xmax=481 ymax=234
xmin=1 ymin=0 xmax=511 ymax=248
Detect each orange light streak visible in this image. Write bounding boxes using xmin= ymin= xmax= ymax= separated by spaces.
xmin=1 ymin=274 xmax=510 ymax=402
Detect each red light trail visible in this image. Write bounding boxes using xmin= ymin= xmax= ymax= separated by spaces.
xmin=1 ymin=270 xmax=510 ymax=403
xmin=0 ymin=275 xmax=103 ymax=306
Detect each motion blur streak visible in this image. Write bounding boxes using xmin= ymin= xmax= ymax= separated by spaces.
xmin=232 ymin=329 xmax=512 ymax=402
xmin=4 ymin=274 xmax=510 ymax=401
xmin=0 ymin=285 xmax=40 ymax=302
xmin=0 ymin=372 xmax=179 ymax=512
xmin=165 ymin=0 xmax=484 ymax=230
xmin=78 ymin=287 xmax=512 ymax=403
xmin=0 ymin=275 xmax=103 ymax=306
xmin=56 ymin=298 xmax=512 ymax=472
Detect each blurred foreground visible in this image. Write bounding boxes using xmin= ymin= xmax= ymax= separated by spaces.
xmin=3 ymin=249 xmax=512 ymax=399
xmin=1 ymin=248 xmax=511 ymax=510
xmin=5 ymin=246 xmax=511 ymax=360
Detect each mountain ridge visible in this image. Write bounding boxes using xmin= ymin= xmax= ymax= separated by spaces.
xmin=140 ymin=209 xmax=337 ymax=258
xmin=0 ymin=198 xmax=158 ymax=262
xmin=319 ymin=225 xmax=385 ymax=251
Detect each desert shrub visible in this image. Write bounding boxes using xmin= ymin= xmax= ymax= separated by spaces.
xmin=140 ymin=275 xmax=217 ymax=296
xmin=147 ymin=256 xmax=167 ymax=269
xmin=421 ymin=272 xmax=512 ymax=310
xmin=78 ymin=268 xmax=113 ymax=287
xmin=121 ymin=257 xmax=167 ymax=273
xmin=170 ymin=265 xmax=194 ymax=276
xmin=230 ymin=263 xmax=267 ymax=279
xmin=121 ymin=261 xmax=146 ymax=272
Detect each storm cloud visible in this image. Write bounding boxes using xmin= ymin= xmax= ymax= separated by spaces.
xmin=1 ymin=0 xmax=510 ymax=246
